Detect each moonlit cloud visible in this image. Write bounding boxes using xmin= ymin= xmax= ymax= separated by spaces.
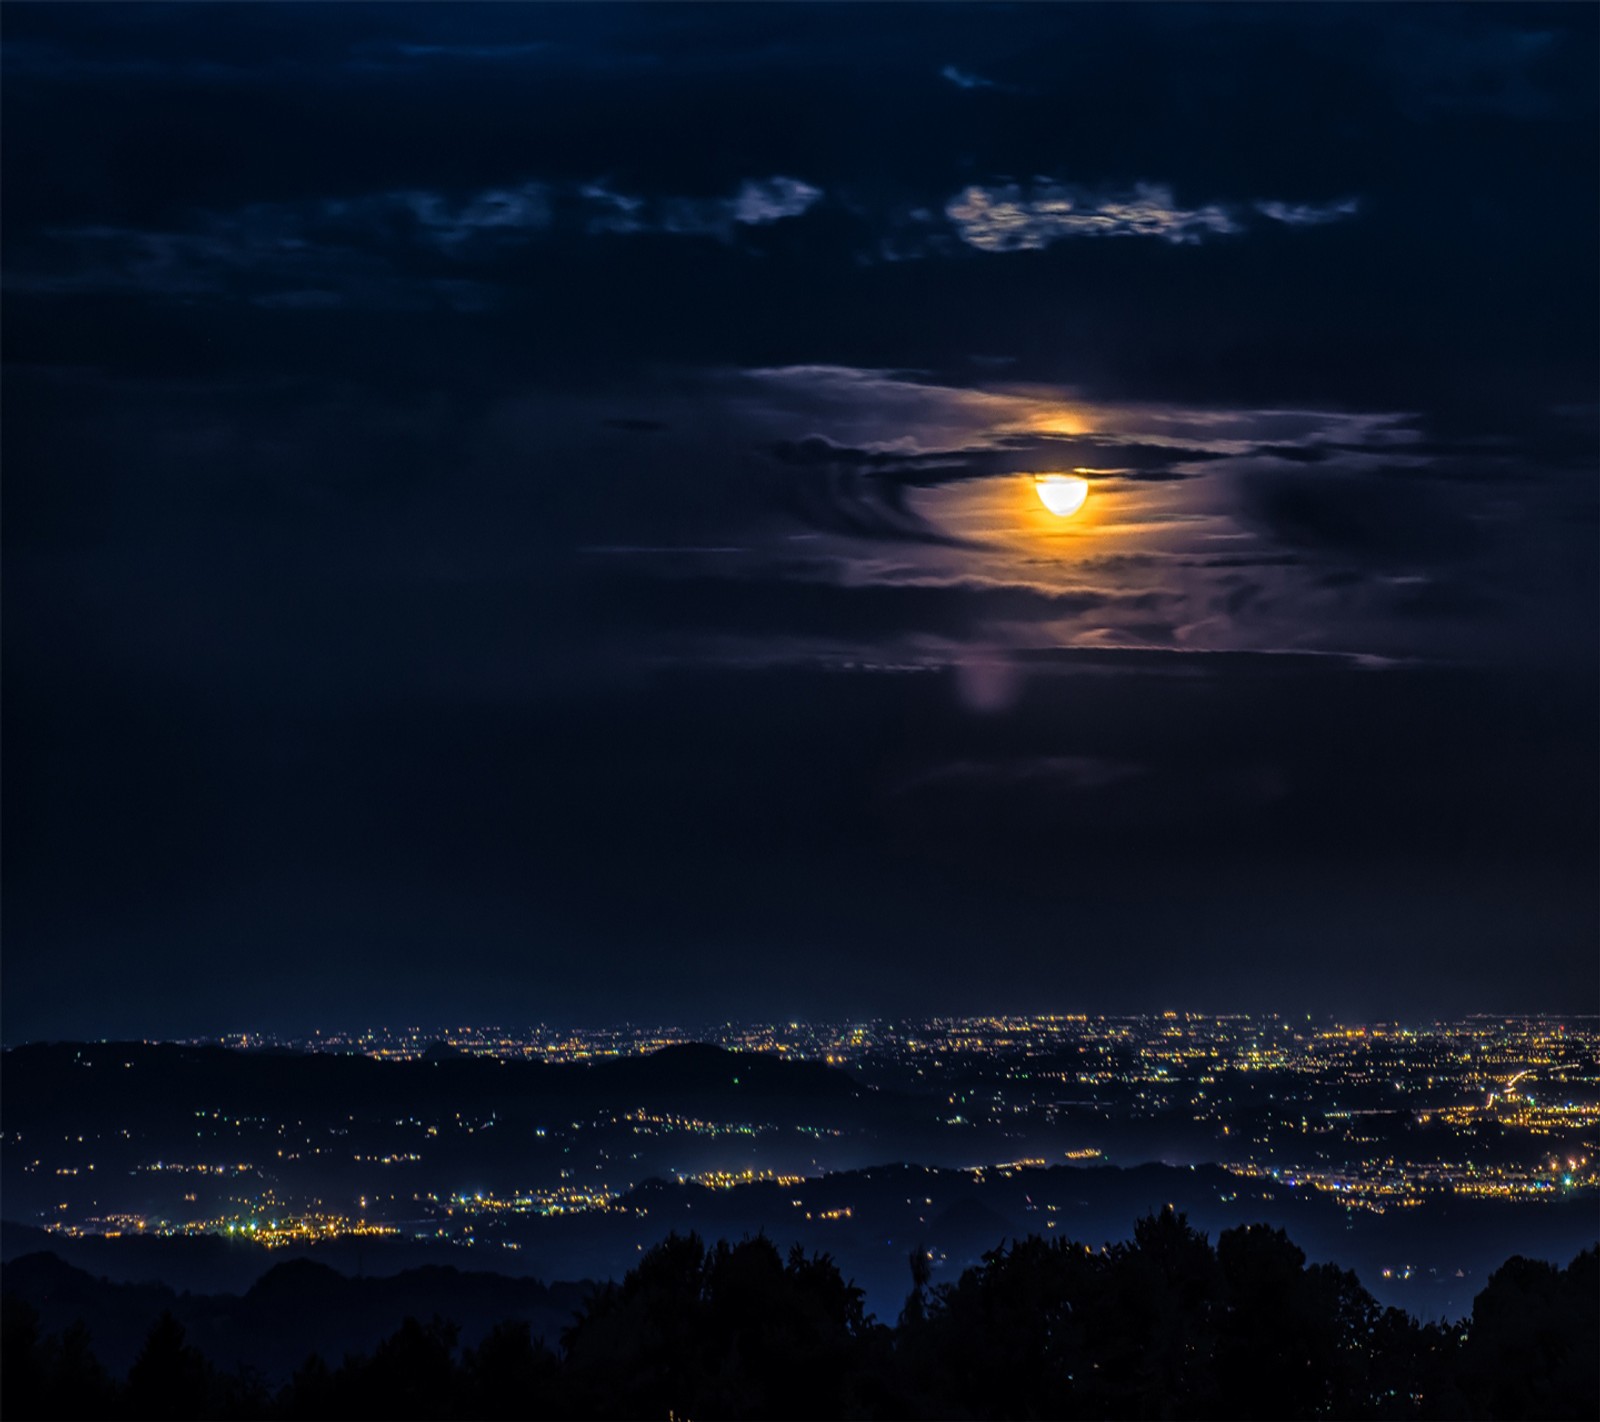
xmin=737 ymin=365 xmax=1034 ymax=451
xmin=736 ymin=365 xmax=1421 ymax=464
xmin=895 ymin=755 xmax=1147 ymax=792
xmin=943 ymin=182 xmax=1364 ymax=252
xmin=354 ymin=183 xmax=556 ymax=249
xmin=946 ymin=181 xmax=1241 ymax=250
xmin=580 ymin=182 xmax=648 ymax=235
xmin=730 ymin=176 xmax=825 ymax=225
xmin=389 ymin=41 xmax=551 ymax=62
xmin=940 ymin=64 xmax=1000 ymax=91
xmin=586 ymin=176 xmax=822 ymax=237
xmin=9 ymin=172 xmax=823 ymax=303
xmin=1256 ymin=197 xmax=1361 ymax=227
xmin=448 ymin=183 xmax=554 ymax=235
xmin=698 ymin=362 xmax=1501 ymax=668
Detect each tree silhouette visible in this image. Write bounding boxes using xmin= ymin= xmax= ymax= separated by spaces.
xmin=1459 ymin=1247 xmax=1599 ymax=1420
xmin=461 ymin=1319 xmax=563 ymax=1419
xmin=3 ymin=1302 xmax=119 ymax=1422
xmin=1213 ymin=1222 xmax=1378 ymax=1419
xmin=352 ymin=1315 xmax=460 ymax=1420
xmin=3 ymin=1224 xmax=1594 ymax=1419
xmin=126 ymin=1311 xmax=211 ymax=1421
xmin=2 ymin=1298 xmax=48 ymax=1420
xmin=1364 ymin=1305 xmax=1469 ymax=1421
xmin=279 ymin=1352 xmax=338 ymax=1420
xmin=899 ymin=1243 xmax=933 ymax=1328
xmin=561 ymin=1231 xmax=880 ymax=1419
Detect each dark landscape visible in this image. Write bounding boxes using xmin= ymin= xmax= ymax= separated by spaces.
xmin=7 ymin=1215 xmax=1595 ymax=1420
xmin=3 ymin=1023 xmax=1598 ymax=1416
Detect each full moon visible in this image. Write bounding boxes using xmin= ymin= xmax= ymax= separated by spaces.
xmin=1035 ymin=474 xmax=1089 ymax=517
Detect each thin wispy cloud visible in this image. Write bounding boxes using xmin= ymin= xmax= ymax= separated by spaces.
xmin=389 ymin=41 xmax=551 ymax=62
xmin=731 ymin=177 xmax=826 ymax=225
xmin=1256 ymin=197 xmax=1361 ymax=227
xmin=947 ymin=182 xmax=1241 ymax=250
xmin=940 ymin=64 xmax=1000 ymax=91
xmin=945 ymin=181 xmax=1361 ymax=252
xmin=576 ymin=175 xmax=825 ymax=237
xmin=9 ymin=174 xmax=824 ymax=303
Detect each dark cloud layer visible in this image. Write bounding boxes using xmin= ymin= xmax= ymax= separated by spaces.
xmin=3 ymin=3 xmax=1595 ymax=1037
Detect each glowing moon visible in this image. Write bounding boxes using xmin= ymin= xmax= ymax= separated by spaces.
xmin=1035 ymin=474 xmax=1089 ymax=517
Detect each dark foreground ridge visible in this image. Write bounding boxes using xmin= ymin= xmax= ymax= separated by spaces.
xmin=4 ymin=1209 xmax=1595 ymax=1420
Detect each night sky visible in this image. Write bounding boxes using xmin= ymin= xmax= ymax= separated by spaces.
xmin=4 ymin=4 xmax=1596 ymax=1041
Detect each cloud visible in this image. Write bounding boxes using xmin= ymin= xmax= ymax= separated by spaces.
xmin=736 ymin=365 xmax=1031 ymax=453
xmin=946 ymin=181 xmax=1241 ymax=250
xmin=737 ymin=366 xmax=1418 ymax=469
xmin=442 ymin=182 xmax=553 ymax=237
xmin=765 ymin=439 xmax=977 ymax=546
xmin=1256 ymin=197 xmax=1361 ymax=227
xmin=8 ymin=172 xmax=823 ymax=304
xmin=387 ymin=41 xmax=551 ymax=62
xmin=1377 ymin=19 xmax=1565 ymax=119
xmin=944 ymin=181 xmax=1363 ymax=252
xmin=1239 ymin=467 xmax=1492 ymax=565
xmin=766 ymin=433 xmax=1218 ymax=492
xmin=585 ymin=175 xmax=822 ymax=237
xmin=592 ymin=568 xmax=1148 ymax=647
xmin=768 ymin=434 xmax=976 ymax=478
xmin=730 ymin=176 xmax=825 ymax=225
xmin=7 ymin=211 xmax=502 ymax=309
xmin=722 ymin=365 xmax=1551 ymax=664
xmin=13 ymin=179 xmax=556 ymax=300
xmin=940 ymin=64 xmax=1000 ymax=91
xmin=896 ymin=754 xmax=1146 ymax=792
xmin=580 ymin=182 xmax=648 ymax=235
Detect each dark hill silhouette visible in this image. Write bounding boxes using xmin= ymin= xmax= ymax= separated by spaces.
xmin=2 ymin=1250 xmax=588 ymax=1381
xmin=0 ymin=1041 xmax=864 ymax=1136
xmin=923 ymin=1196 xmax=1021 ymax=1258
xmin=243 ymin=1256 xmax=345 ymax=1303
xmin=420 ymin=1040 xmax=466 ymax=1062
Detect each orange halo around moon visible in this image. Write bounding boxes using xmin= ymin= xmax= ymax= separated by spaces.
xmin=1034 ymin=473 xmax=1090 ymax=517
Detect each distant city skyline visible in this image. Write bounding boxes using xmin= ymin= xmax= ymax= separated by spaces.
xmin=8 ymin=1011 xmax=1595 ymax=1325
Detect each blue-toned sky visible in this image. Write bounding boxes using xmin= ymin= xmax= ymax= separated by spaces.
xmin=4 ymin=4 xmax=1596 ymax=1038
